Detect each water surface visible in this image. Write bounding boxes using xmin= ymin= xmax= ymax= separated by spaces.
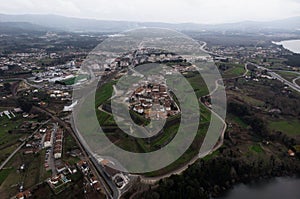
xmin=273 ymin=40 xmax=300 ymax=54
xmin=215 ymin=177 xmax=300 ymax=199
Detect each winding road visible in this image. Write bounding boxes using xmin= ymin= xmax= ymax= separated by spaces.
xmin=250 ymin=63 xmax=300 ymax=93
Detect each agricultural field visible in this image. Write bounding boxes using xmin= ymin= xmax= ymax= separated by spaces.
xmin=0 ymin=150 xmax=50 ymax=198
xmin=268 ymin=118 xmax=300 ymax=136
xmin=0 ymin=115 xmax=27 ymax=147
xmin=219 ymin=63 xmax=246 ymax=79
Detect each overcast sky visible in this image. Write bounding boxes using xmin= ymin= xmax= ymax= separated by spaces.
xmin=0 ymin=0 xmax=300 ymax=24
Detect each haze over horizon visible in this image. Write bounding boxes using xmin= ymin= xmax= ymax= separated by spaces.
xmin=1 ymin=0 xmax=300 ymax=24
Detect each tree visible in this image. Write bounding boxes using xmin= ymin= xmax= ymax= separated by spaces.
xmin=3 ymin=82 xmax=11 ymax=92
xmin=17 ymin=99 xmax=33 ymax=113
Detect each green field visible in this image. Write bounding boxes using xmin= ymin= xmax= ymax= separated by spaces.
xmin=228 ymin=114 xmax=248 ymax=128
xmin=227 ymin=90 xmax=265 ymax=107
xmin=0 ymin=168 xmax=13 ymax=185
xmin=202 ymin=150 xmax=220 ymax=161
xmin=249 ymin=144 xmax=264 ymax=154
xmin=95 ymin=81 xmax=115 ymax=106
xmin=0 ymin=150 xmax=50 ymax=198
xmin=184 ymin=72 xmax=209 ymax=97
xmin=221 ymin=63 xmax=246 ymax=79
xmin=0 ymin=115 xmax=28 ymax=152
xmin=268 ymin=119 xmax=300 ymax=136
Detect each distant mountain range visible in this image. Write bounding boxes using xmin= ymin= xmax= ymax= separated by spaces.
xmin=0 ymin=13 xmax=300 ymax=33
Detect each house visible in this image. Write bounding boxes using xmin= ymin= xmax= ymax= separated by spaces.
xmin=14 ymin=108 xmax=23 ymax=113
xmin=15 ymin=190 xmax=31 ymax=199
xmin=53 ymin=129 xmax=63 ymax=159
xmin=77 ymin=161 xmax=89 ymax=173
xmin=54 ymin=150 xmax=62 ymax=159
xmin=133 ymin=105 xmax=144 ymax=114
xmin=56 ymin=165 xmax=66 ymax=173
xmin=288 ymin=149 xmax=295 ymax=157
xmin=4 ymin=110 xmax=11 ymax=119
xmin=24 ymin=149 xmax=34 ymax=155
xmin=39 ymin=128 xmax=47 ymax=133
xmin=93 ymin=182 xmax=102 ymax=191
xmin=49 ymin=176 xmax=60 ymax=185
xmin=44 ymin=134 xmax=52 ymax=148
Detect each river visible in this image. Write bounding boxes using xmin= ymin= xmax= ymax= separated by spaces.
xmin=215 ymin=177 xmax=300 ymax=199
xmin=273 ymin=40 xmax=300 ymax=54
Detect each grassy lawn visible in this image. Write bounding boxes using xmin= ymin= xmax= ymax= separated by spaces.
xmin=227 ymin=90 xmax=265 ymax=107
xmin=268 ymin=119 xmax=300 ymax=136
xmin=152 ymin=124 xmax=180 ymax=148
xmin=249 ymin=144 xmax=264 ymax=154
xmin=0 ymin=115 xmax=27 ymax=147
xmin=0 ymin=143 xmax=20 ymax=163
xmin=221 ymin=63 xmax=245 ymax=79
xmin=95 ymin=81 xmax=115 ymax=106
xmin=202 ymin=150 xmax=220 ymax=161
xmin=117 ymin=139 xmax=142 ymax=153
xmin=0 ymin=153 xmax=23 ymax=198
xmin=23 ymin=153 xmax=44 ymax=188
xmin=63 ymin=134 xmax=81 ymax=165
xmin=144 ymin=122 xmax=210 ymax=177
xmin=227 ymin=114 xmax=248 ymax=128
xmin=0 ymin=149 xmax=50 ymax=198
xmin=0 ymin=168 xmax=13 ymax=185
xmin=98 ymin=111 xmax=116 ymax=126
xmin=185 ymin=72 xmax=209 ymax=97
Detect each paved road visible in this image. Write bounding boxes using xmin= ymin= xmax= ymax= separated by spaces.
xmin=3 ymin=77 xmax=43 ymax=89
xmin=250 ymin=63 xmax=300 ymax=93
xmin=0 ymin=142 xmax=26 ymax=170
xmin=48 ymin=123 xmax=58 ymax=176
xmin=71 ymin=71 xmax=120 ymax=198
xmin=293 ymin=77 xmax=300 ymax=86
xmin=199 ymin=42 xmax=219 ymax=57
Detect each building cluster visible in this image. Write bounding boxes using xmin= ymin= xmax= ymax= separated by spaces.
xmin=53 ymin=129 xmax=64 ymax=159
xmin=47 ymin=173 xmax=72 ymax=192
xmin=101 ymin=48 xmax=185 ymax=71
xmin=0 ymin=109 xmax=17 ymax=119
xmin=130 ymin=83 xmax=179 ymax=119
xmin=31 ymin=61 xmax=83 ymax=84
xmin=23 ymin=137 xmax=42 ymax=155
xmin=77 ymin=160 xmax=102 ymax=192
xmin=47 ymin=161 xmax=79 ymax=193
xmin=132 ymin=48 xmax=184 ymax=66
xmin=49 ymin=90 xmax=70 ymax=99
xmin=0 ymin=52 xmax=42 ymax=73
xmin=43 ymin=126 xmax=63 ymax=159
xmin=43 ymin=128 xmax=53 ymax=148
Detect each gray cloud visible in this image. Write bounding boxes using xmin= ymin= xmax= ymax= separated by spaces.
xmin=0 ymin=0 xmax=299 ymax=23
